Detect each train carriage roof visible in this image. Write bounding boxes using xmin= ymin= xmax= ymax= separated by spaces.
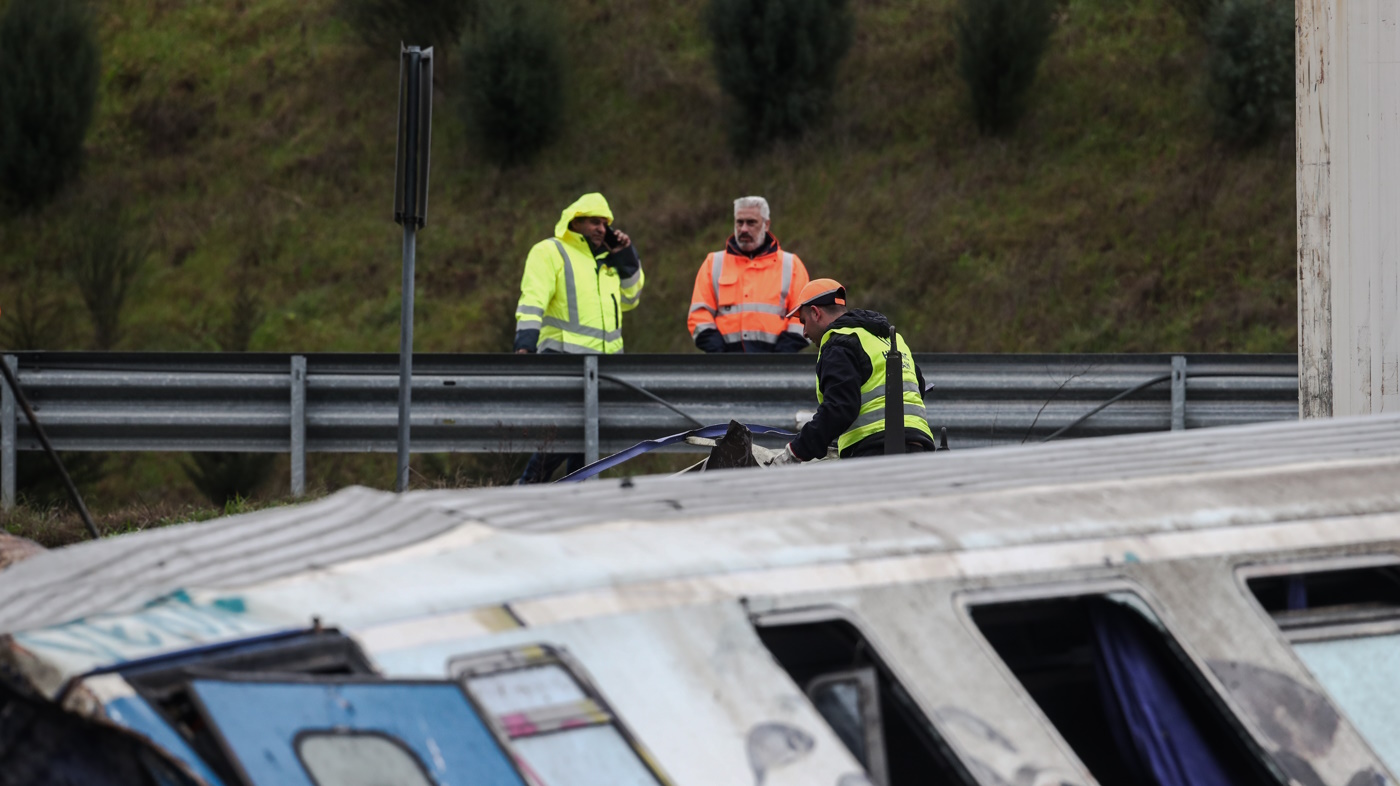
xmin=4 ymin=412 xmax=1400 ymax=693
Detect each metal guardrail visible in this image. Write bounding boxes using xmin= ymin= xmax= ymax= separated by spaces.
xmin=0 ymin=352 xmax=1298 ymax=504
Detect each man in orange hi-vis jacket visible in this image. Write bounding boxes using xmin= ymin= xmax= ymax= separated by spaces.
xmin=687 ymin=196 xmax=811 ymax=353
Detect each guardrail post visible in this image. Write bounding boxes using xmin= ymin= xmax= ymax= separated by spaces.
xmin=1171 ymin=355 xmax=1187 ymax=431
xmin=583 ymin=355 xmax=599 ymax=470
xmin=2 ymin=355 xmax=15 ymax=510
xmin=290 ymin=355 xmax=307 ymax=498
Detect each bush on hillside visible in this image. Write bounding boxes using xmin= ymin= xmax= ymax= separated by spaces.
xmin=66 ymin=211 xmax=146 ymax=350
xmin=1165 ymin=0 xmax=1221 ymax=34
xmin=184 ymin=453 xmax=276 ymax=507
xmin=0 ymin=0 xmax=100 ymax=210
xmin=459 ymin=0 xmax=562 ymax=167
xmin=955 ymin=0 xmax=1056 ymax=136
xmin=706 ymin=0 xmax=853 ymax=157
xmin=0 ymin=269 xmax=74 ymax=350
xmin=1205 ymin=0 xmax=1292 ymax=146
xmin=338 ymin=0 xmax=475 ymax=52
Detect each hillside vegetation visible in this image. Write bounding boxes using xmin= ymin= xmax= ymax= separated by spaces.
xmin=0 ymin=0 xmax=1295 ymax=520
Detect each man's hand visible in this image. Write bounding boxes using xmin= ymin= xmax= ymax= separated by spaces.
xmin=515 ymin=349 xmax=531 ymax=354
xmin=763 ymin=444 xmax=802 ymax=467
xmin=607 ymin=229 xmax=632 ymax=252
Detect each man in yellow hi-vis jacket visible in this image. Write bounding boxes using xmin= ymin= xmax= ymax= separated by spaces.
xmin=514 ymin=193 xmax=645 ymax=482
xmin=514 ymin=193 xmax=644 ymax=355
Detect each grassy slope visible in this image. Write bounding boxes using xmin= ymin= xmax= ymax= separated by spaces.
xmin=0 ymin=0 xmax=1295 ymax=514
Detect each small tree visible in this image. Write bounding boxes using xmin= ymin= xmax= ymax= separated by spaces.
xmin=459 ymin=0 xmax=562 ymax=167
xmin=0 ymin=0 xmax=100 ymax=209
xmin=955 ymin=0 xmax=1056 ymax=136
xmin=338 ymin=0 xmax=475 ymax=52
xmin=1204 ymin=0 xmax=1292 ymax=146
xmin=706 ymin=0 xmax=853 ymax=157
xmin=66 ymin=212 xmax=146 ymax=350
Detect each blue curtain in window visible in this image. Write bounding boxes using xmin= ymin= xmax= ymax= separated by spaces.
xmin=1091 ymin=601 xmax=1235 ymax=786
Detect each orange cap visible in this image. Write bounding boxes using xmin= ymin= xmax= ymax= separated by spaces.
xmin=785 ymin=278 xmax=846 ymax=318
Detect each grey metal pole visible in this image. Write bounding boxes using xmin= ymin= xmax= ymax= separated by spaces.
xmin=291 ymin=355 xmax=307 ymax=497
xmin=584 ymin=355 xmax=600 ymax=470
xmin=396 ymin=223 xmax=416 ymax=492
xmin=395 ymin=50 xmax=421 ymax=494
xmin=1171 ymin=355 xmax=1187 ymax=431
xmin=1 ymin=355 xmax=14 ymax=511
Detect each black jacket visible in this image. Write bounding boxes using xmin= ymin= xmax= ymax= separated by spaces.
xmin=789 ymin=309 xmax=934 ymax=460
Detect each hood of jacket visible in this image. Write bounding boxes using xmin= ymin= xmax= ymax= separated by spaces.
xmin=555 ymin=193 xmax=614 ymax=239
xmin=828 ymin=308 xmax=892 ymax=339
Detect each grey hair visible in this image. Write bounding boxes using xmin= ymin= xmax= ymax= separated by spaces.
xmin=734 ymin=196 xmax=770 ymax=221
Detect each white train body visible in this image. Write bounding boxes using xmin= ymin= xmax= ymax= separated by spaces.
xmin=3 ymin=414 xmax=1400 ymax=786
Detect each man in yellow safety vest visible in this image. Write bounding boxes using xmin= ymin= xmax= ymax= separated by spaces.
xmin=514 ymin=193 xmax=645 ymax=482
xmin=766 ymin=279 xmax=935 ymax=465
xmin=514 ymin=192 xmax=644 ymax=355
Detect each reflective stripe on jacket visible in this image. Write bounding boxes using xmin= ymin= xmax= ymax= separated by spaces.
xmin=515 ymin=194 xmax=644 ymax=354
xmin=817 ymin=326 xmax=934 ymax=452
xmin=687 ymin=242 xmax=808 ymax=351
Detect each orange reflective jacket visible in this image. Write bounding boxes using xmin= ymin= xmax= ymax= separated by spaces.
xmin=688 ymin=238 xmax=809 ymax=352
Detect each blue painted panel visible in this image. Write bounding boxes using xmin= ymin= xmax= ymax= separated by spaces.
xmin=190 ymin=680 xmax=526 ymax=786
xmin=104 ymin=695 xmax=227 ymax=786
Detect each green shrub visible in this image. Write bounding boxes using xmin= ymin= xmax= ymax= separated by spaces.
xmin=0 ymin=268 xmax=74 ymax=350
xmin=1204 ymin=0 xmax=1292 ymax=145
xmin=955 ymin=0 xmax=1056 ymax=135
xmin=183 ymin=453 xmax=276 ymax=507
xmin=459 ymin=0 xmax=562 ymax=167
xmin=0 ymin=0 xmax=100 ymax=209
xmin=15 ymin=451 xmax=105 ymax=508
xmin=1164 ymin=0 xmax=1221 ymax=34
xmin=66 ymin=211 xmax=146 ymax=350
xmin=337 ymin=0 xmax=475 ymax=51
xmin=706 ymin=0 xmax=853 ymax=157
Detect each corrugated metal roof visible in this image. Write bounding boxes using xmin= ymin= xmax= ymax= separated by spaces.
xmin=2 ymin=412 xmax=1399 ymax=639
xmin=425 ymin=411 xmax=1400 ymax=532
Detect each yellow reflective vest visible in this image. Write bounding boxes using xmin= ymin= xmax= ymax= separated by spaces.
xmin=515 ymin=194 xmax=645 ymax=354
xmin=817 ymin=325 xmax=934 ymax=453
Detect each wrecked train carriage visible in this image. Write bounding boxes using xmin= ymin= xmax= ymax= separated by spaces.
xmin=2 ymin=414 xmax=1400 ymax=785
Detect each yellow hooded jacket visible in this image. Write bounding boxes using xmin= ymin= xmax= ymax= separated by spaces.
xmin=514 ymin=193 xmax=645 ymax=354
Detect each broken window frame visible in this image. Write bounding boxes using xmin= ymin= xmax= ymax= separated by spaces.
xmin=115 ymin=627 xmax=378 ymax=786
xmin=1236 ymin=554 xmax=1400 ymax=644
xmin=447 ymin=644 xmax=673 ymax=786
xmin=958 ymin=578 xmax=1288 ymax=786
xmin=1235 ymin=554 xmax=1400 ymax=777
xmin=805 ymin=667 xmax=888 ymax=786
xmin=752 ymin=604 xmax=975 ymax=786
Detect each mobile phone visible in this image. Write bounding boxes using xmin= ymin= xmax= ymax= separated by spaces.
xmin=604 ymin=225 xmax=622 ymax=249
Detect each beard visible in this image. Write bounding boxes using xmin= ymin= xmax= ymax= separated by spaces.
xmin=737 ymin=230 xmax=764 ymax=251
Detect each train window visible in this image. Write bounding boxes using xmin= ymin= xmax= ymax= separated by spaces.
xmin=753 ymin=612 xmax=973 ymax=786
xmin=1245 ymin=562 xmax=1400 ymax=773
xmin=969 ymin=594 xmax=1283 ymax=786
xmin=1246 ymin=563 xmax=1400 ymax=640
xmin=449 ymin=646 xmax=669 ymax=786
xmin=297 ymin=732 xmax=436 ymax=786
